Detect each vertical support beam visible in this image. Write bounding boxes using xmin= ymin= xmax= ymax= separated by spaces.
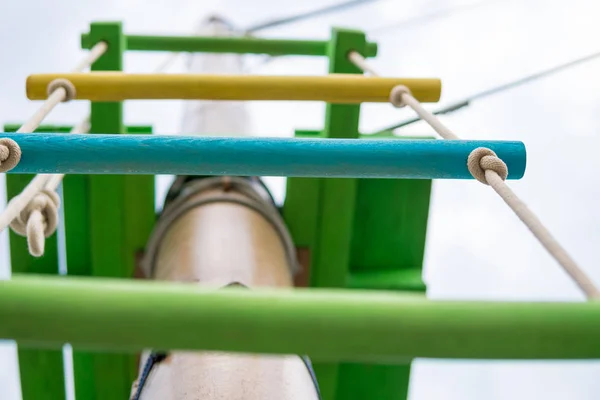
xmin=283 ymin=130 xmax=322 ymax=254
xmin=64 ymin=22 xmax=155 ymax=400
xmin=311 ymin=28 xmax=366 ymax=400
xmin=4 ymin=122 xmax=66 ymax=400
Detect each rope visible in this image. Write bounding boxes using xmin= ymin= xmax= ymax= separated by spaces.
xmin=348 ymin=51 xmax=600 ymax=300
xmin=373 ymin=49 xmax=600 ymax=134
xmin=0 ymin=36 xmax=213 ymax=257
xmin=15 ymin=42 xmax=106 ymax=134
xmin=0 ymin=43 xmax=106 ymax=256
xmin=0 ymin=138 xmax=21 ymax=173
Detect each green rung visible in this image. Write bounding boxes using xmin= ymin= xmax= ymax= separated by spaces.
xmin=81 ymin=32 xmax=378 ymax=57
xmin=4 ymin=275 xmax=600 ymax=361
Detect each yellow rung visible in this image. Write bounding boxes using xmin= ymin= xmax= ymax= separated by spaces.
xmin=26 ymin=73 xmax=441 ymax=103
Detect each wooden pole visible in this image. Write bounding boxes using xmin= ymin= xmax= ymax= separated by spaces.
xmin=139 ymin=187 xmax=319 ymax=399
xmin=134 ymin=16 xmax=319 ymax=400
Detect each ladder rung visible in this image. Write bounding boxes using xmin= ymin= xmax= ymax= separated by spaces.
xmin=1 ymin=133 xmax=526 ymax=179
xmin=2 ymin=274 xmax=599 ymax=361
xmin=81 ymin=33 xmax=379 ymax=57
xmin=26 ymin=73 xmax=442 ymax=103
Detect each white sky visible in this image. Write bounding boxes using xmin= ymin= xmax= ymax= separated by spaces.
xmin=2 ymin=0 xmax=600 ymax=399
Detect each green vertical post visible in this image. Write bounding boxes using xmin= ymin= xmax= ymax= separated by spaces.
xmin=64 ymin=21 xmax=155 ymax=400
xmin=4 ymin=121 xmax=66 ymax=400
xmin=309 ymin=28 xmax=367 ymax=400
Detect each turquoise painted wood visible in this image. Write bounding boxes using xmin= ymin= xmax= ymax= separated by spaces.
xmin=2 ymin=133 xmax=527 ymax=179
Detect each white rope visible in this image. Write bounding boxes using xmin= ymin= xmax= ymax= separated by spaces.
xmin=15 ymin=42 xmax=106 ymax=134
xmin=1 ymin=118 xmax=88 ymax=257
xmin=0 ymin=138 xmax=22 ymax=173
xmin=0 ymin=43 xmax=106 ymax=256
xmin=1 ymin=40 xmax=186 ymax=257
xmin=348 ymin=51 xmax=600 ymax=300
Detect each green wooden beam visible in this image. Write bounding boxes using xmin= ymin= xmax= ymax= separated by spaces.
xmin=3 ymin=124 xmax=152 ymax=133
xmin=336 ymin=364 xmax=411 ymax=400
xmin=5 ymin=275 xmax=600 ymax=361
xmin=64 ymin=22 xmax=155 ymax=400
xmin=283 ymin=129 xmax=322 ymax=249
xmin=283 ymin=130 xmax=430 ymax=399
xmin=4 ymin=165 xmax=65 ymax=400
xmin=341 ymin=136 xmax=432 ymax=399
xmin=347 ymin=269 xmax=426 ymax=292
xmin=81 ymin=32 xmax=378 ymax=57
xmin=309 ymin=27 xmax=367 ymax=400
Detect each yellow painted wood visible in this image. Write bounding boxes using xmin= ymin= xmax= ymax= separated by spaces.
xmin=26 ymin=73 xmax=442 ymax=103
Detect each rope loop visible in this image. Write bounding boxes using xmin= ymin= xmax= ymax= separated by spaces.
xmin=0 ymin=138 xmax=22 ymax=173
xmin=389 ymin=85 xmax=412 ymax=108
xmin=47 ymin=78 xmax=76 ymax=102
xmin=467 ymin=147 xmax=508 ymax=185
xmin=10 ymin=189 xmax=60 ymax=257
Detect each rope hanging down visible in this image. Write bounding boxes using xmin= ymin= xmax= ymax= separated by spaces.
xmin=0 ymin=40 xmax=196 ymax=257
xmin=348 ymin=51 xmax=600 ymax=300
xmin=0 ymin=42 xmax=106 ymax=257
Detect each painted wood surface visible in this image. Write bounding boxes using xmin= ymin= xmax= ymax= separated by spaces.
xmin=137 ymin=19 xmax=319 ymax=400
xmin=5 ymin=175 xmax=65 ymax=400
xmin=309 ymin=28 xmax=367 ymax=400
xmin=5 ymin=275 xmax=600 ymax=361
xmin=2 ymin=133 xmax=527 ymax=179
xmin=145 ymin=188 xmax=319 ymax=399
xmin=26 ymin=73 xmax=441 ymax=103
xmin=81 ymin=33 xmax=378 ymax=57
xmin=63 ymin=21 xmax=156 ymax=400
xmin=3 ymin=124 xmax=66 ymax=400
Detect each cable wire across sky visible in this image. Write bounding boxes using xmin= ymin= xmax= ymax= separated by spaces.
xmin=373 ymin=49 xmax=600 ymax=133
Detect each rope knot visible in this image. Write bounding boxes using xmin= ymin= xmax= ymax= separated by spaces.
xmin=47 ymin=78 xmax=76 ymax=102
xmin=10 ymin=189 xmax=61 ymax=257
xmin=467 ymin=147 xmax=508 ymax=185
xmin=0 ymin=138 xmax=21 ymax=173
xmin=389 ymin=85 xmax=412 ymax=108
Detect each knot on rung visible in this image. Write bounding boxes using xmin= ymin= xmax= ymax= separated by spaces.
xmin=467 ymin=147 xmax=508 ymax=185
xmin=0 ymin=138 xmax=21 ymax=173
xmin=10 ymin=189 xmax=60 ymax=257
xmin=389 ymin=85 xmax=412 ymax=108
xmin=47 ymin=78 xmax=76 ymax=102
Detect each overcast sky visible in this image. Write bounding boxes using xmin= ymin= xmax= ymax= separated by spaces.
xmin=2 ymin=0 xmax=600 ymax=399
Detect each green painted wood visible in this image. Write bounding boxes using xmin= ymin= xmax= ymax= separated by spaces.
xmin=3 ymin=124 xmax=152 ymax=133
xmin=5 ymin=173 xmax=66 ymax=400
xmin=283 ymin=130 xmax=323 ymax=249
xmin=5 ymin=120 xmax=154 ymax=399
xmin=6 ymin=275 xmax=600 ymax=360
xmin=283 ymin=129 xmax=428 ymax=398
xmin=347 ymin=269 xmax=426 ymax=291
xmin=81 ymin=33 xmax=378 ymax=57
xmin=350 ymin=167 xmax=432 ymax=272
xmin=340 ymin=136 xmax=432 ymax=399
xmin=64 ymin=22 xmax=155 ymax=400
xmin=336 ymin=364 xmax=411 ymax=400
xmin=312 ymin=27 xmax=367 ymax=400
